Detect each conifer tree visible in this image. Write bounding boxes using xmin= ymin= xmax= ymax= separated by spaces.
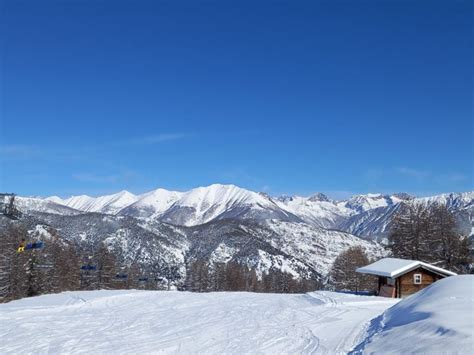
xmin=329 ymin=246 xmax=375 ymax=292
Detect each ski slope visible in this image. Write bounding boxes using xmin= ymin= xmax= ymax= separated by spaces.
xmin=0 ymin=290 xmax=398 ymax=354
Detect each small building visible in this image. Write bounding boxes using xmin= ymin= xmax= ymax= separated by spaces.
xmin=356 ymin=257 xmax=457 ymax=298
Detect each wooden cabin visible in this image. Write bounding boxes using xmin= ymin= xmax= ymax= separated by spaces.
xmin=356 ymin=258 xmax=457 ymax=298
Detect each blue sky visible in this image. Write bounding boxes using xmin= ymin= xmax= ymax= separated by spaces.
xmin=1 ymin=0 xmax=472 ymax=199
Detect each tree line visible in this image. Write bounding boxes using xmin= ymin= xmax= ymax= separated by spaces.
xmin=0 ymin=223 xmax=320 ymax=303
xmin=184 ymin=260 xmax=320 ymax=293
xmin=0 ymin=224 xmax=173 ymax=303
xmin=389 ymin=203 xmax=470 ymax=273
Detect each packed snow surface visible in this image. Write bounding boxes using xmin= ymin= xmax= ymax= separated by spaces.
xmin=0 ymin=290 xmax=398 ymax=354
xmin=356 ymin=257 xmax=457 ymax=278
xmin=352 ymin=275 xmax=474 ymax=354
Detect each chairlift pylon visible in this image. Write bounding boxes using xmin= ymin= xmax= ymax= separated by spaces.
xmin=0 ymin=193 xmax=22 ymax=220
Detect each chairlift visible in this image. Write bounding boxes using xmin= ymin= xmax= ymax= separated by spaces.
xmin=33 ymin=263 xmax=53 ymax=269
xmin=115 ymin=273 xmax=127 ymax=279
xmin=17 ymin=240 xmax=44 ymax=253
xmin=80 ymin=265 xmax=97 ymax=271
xmin=138 ymin=277 xmax=148 ymax=282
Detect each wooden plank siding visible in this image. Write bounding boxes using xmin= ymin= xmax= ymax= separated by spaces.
xmin=398 ymin=267 xmax=443 ymax=298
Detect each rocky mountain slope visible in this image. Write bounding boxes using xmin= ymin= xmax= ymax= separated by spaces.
xmin=7 ymin=210 xmax=383 ymax=284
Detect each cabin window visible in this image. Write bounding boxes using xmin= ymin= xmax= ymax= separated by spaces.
xmin=413 ymin=274 xmax=422 ymax=284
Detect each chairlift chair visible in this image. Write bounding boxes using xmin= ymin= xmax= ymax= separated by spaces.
xmin=17 ymin=240 xmax=44 ymax=253
xmin=80 ymin=265 xmax=97 ymax=271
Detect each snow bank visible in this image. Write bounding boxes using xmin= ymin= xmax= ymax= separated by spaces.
xmin=352 ymin=275 xmax=474 ymax=354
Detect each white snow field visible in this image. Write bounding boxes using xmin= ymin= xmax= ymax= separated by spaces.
xmin=352 ymin=275 xmax=474 ymax=354
xmin=0 ymin=290 xmax=398 ymax=354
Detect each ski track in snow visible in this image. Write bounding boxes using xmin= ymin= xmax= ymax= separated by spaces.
xmin=0 ymin=290 xmax=398 ymax=354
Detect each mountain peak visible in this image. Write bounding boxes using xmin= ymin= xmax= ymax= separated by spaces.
xmin=391 ymin=192 xmax=414 ymax=201
xmin=308 ymin=193 xmax=330 ymax=202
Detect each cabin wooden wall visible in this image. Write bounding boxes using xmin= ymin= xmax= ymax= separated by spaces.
xmin=398 ymin=267 xmax=443 ymax=298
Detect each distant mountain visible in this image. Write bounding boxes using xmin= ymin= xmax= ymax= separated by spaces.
xmin=339 ymin=193 xmax=404 ymax=214
xmin=14 ymin=185 xmax=471 ymax=241
xmin=48 ymin=190 xmax=139 ymax=215
xmin=275 ymin=194 xmax=349 ymax=228
xmin=336 ymin=192 xmax=473 ymax=241
xmin=158 ymin=184 xmax=301 ymax=226
xmin=118 ymin=188 xmax=183 ymax=218
xmin=16 ymin=196 xmax=82 ymax=216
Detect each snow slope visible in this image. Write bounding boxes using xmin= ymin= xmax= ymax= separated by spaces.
xmin=0 ymin=290 xmax=397 ymax=354
xmin=15 ymin=196 xmax=82 ymax=215
xmin=118 ymin=188 xmax=183 ymax=218
xmin=352 ymin=275 xmax=474 ymax=354
xmin=340 ymin=194 xmax=404 ymax=214
xmin=51 ymin=190 xmax=139 ymax=214
xmin=159 ymin=184 xmax=300 ymax=226
xmin=275 ymin=194 xmax=351 ymax=228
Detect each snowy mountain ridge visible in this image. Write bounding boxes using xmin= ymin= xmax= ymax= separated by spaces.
xmin=15 ymin=185 xmax=474 ymax=241
xmin=46 ymin=190 xmax=140 ymax=215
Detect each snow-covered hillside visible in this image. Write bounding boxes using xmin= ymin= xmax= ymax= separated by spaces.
xmin=0 ymin=290 xmax=398 ymax=354
xmin=182 ymin=218 xmax=385 ymax=281
xmin=352 ymin=275 xmax=474 ymax=354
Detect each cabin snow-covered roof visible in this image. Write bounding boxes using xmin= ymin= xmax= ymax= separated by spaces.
xmin=356 ymin=258 xmax=457 ymax=278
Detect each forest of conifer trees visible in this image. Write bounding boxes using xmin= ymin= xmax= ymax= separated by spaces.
xmin=0 ymin=203 xmax=470 ymax=303
xmin=0 ymin=223 xmax=321 ymax=303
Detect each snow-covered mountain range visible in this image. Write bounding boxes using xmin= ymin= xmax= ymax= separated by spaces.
xmin=6 ymin=185 xmax=472 ymax=284
xmin=22 ymin=184 xmax=473 ymax=240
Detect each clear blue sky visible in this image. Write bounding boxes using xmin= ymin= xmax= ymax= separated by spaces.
xmin=1 ymin=0 xmax=472 ymax=198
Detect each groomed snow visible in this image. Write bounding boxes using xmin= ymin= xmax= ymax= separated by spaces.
xmin=352 ymin=275 xmax=474 ymax=354
xmin=356 ymin=258 xmax=457 ymax=278
xmin=0 ymin=290 xmax=398 ymax=354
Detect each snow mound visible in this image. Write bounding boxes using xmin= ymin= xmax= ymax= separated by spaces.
xmin=352 ymin=275 xmax=474 ymax=354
